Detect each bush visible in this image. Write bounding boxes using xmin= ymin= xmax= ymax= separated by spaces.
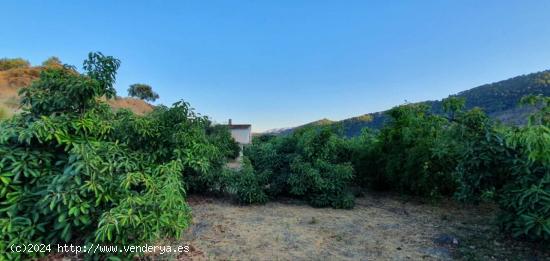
xmin=347 ymin=128 xmax=379 ymax=188
xmin=289 ymin=158 xmax=354 ymax=208
xmin=244 ymin=126 xmax=356 ymax=209
xmin=372 ymin=103 xmax=457 ymax=197
xmin=348 ymin=96 xmax=549 ymax=241
xmin=228 ymin=158 xmax=269 ymax=204
xmin=496 ymin=96 xmax=550 ymax=241
xmin=450 ymin=108 xmax=511 ymax=202
xmin=207 ymin=125 xmax=241 ymax=160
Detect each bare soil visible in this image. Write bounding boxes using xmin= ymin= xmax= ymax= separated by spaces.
xmin=175 ymin=194 xmax=549 ymax=261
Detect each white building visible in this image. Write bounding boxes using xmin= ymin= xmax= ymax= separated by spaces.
xmin=226 ymin=119 xmax=251 ymax=149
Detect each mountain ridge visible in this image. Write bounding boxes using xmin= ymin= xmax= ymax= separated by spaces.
xmin=264 ymin=70 xmax=550 ymax=136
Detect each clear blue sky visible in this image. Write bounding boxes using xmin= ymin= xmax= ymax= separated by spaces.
xmin=2 ymin=1 xmax=550 ymax=132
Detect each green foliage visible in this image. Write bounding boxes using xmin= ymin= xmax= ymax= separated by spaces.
xmin=496 ymin=99 xmax=550 ymax=241
xmin=207 ymin=125 xmax=241 ymax=160
xmin=450 ymin=108 xmax=510 ymax=202
xmin=0 ymin=58 xmax=30 ymax=71
xmin=228 ymin=158 xmax=269 ymax=204
xmin=348 ymin=96 xmax=550 ymax=241
xmin=0 ymin=52 xmax=235 ymax=259
xmin=520 ymin=94 xmax=550 ymax=126
xmin=346 ymin=128 xmax=379 ymax=188
xmin=128 ymin=83 xmax=160 ymax=102
xmin=442 ymin=96 xmax=466 ymax=120
xmin=19 ymin=52 xmax=120 ymax=116
xmin=288 ymin=157 xmax=354 ymax=208
xmin=244 ymin=126 xmax=356 ymax=209
xmin=372 ymin=103 xmax=457 ymax=197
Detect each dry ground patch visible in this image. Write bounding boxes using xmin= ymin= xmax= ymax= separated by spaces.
xmin=177 ymin=193 xmax=548 ymax=261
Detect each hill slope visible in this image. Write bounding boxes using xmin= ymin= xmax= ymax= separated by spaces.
xmin=266 ymin=70 xmax=550 ymax=137
xmin=0 ymin=65 xmax=153 ymax=115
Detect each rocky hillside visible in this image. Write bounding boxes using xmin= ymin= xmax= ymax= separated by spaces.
xmin=266 ymin=70 xmax=550 ymax=137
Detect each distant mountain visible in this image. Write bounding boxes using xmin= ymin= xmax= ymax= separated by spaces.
xmin=265 ymin=70 xmax=550 ymax=137
xmin=263 ymin=118 xmax=335 ymax=135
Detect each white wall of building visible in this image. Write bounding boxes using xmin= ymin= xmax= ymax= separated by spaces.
xmin=230 ymin=128 xmax=251 ymax=144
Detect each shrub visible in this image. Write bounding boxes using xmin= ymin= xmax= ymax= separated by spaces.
xmin=498 ymin=127 xmax=550 ymax=240
xmin=289 ymin=157 xmax=354 ymax=208
xmin=496 ymin=96 xmax=550 ymax=241
xmin=228 ymin=158 xmax=269 ymax=204
xmin=373 ymin=103 xmax=457 ymax=197
xmin=207 ymin=125 xmax=241 ymax=160
xmin=347 ymin=128 xmax=381 ymax=188
xmin=244 ymin=137 xmax=289 ymax=196
xmin=244 ymin=126 xmax=356 ymax=209
xmin=450 ymin=108 xmax=511 ymax=202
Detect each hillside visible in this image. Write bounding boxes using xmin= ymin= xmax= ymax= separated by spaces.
xmin=265 ymin=118 xmax=335 ymax=136
xmin=0 ymin=60 xmax=153 ymax=116
xmin=266 ymin=70 xmax=550 ymax=137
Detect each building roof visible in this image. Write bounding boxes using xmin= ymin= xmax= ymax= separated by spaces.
xmin=225 ymin=124 xmax=251 ymax=129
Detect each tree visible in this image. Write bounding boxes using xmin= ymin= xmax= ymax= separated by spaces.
xmin=19 ymin=52 xmax=120 ymax=116
xmin=442 ymin=96 xmax=466 ymax=120
xmin=41 ymin=56 xmax=63 ymax=68
xmin=128 ymin=83 xmax=159 ymax=102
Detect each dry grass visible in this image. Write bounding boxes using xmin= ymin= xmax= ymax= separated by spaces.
xmin=0 ymin=105 xmax=11 ymax=119
xmin=107 ymin=97 xmax=154 ymax=115
xmin=40 ymin=192 xmax=550 ymax=260
xmin=175 ymin=194 xmax=549 ymax=261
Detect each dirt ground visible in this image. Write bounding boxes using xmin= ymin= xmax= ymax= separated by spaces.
xmin=175 ymin=194 xmax=549 ymax=261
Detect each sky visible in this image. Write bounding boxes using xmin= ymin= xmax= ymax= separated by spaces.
xmin=2 ymin=1 xmax=550 ymax=132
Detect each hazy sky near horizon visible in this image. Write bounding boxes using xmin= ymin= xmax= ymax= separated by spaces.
xmin=2 ymin=1 xmax=550 ymax=132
